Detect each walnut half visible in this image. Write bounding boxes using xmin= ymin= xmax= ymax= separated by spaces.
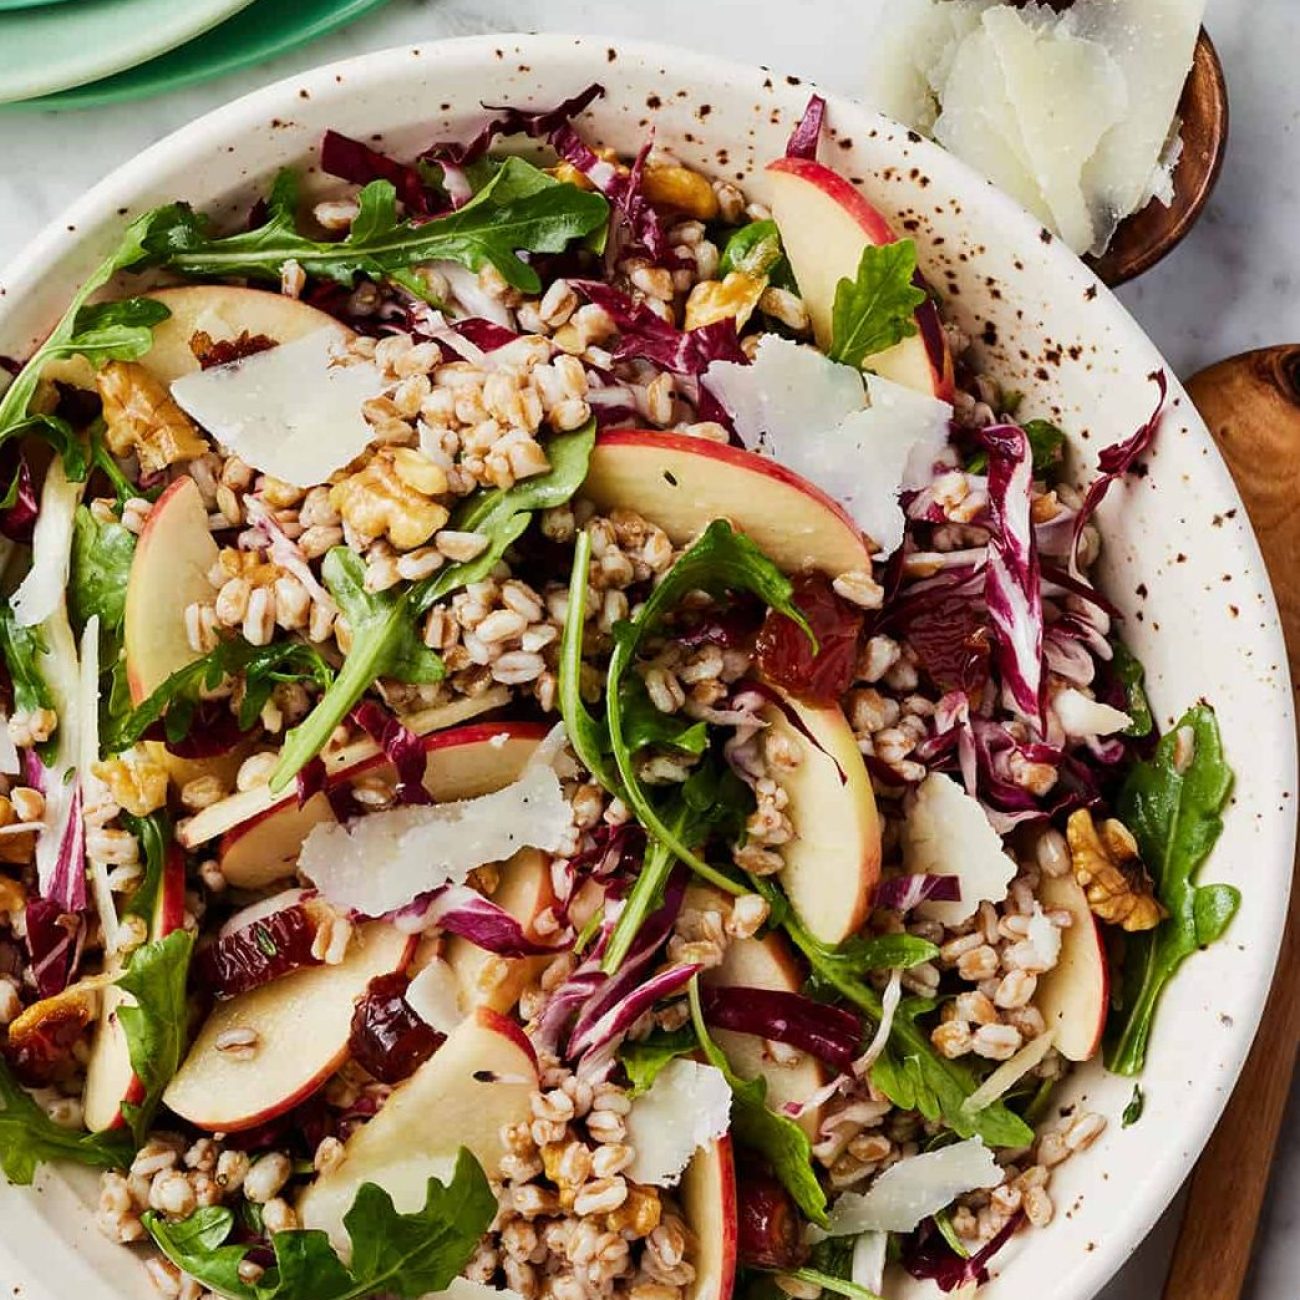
xmin=97 ymin=360 xmax=209 ymax=474
xmin=1066 ymin=809 xmax=1167 ymax=932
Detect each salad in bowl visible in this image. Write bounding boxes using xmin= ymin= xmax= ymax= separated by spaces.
xmin=0 ymin=72 xmax=1246 ymax=1300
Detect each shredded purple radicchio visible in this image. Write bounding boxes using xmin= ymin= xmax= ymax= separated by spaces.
xmin=320 ymin=130 xmax=436 ymax=215
xmin=350 ymin=701 xmax=432 ymax=806
xmin=903 ymin=1212 xmax=1024 ymax=1292
xmin=873 ymin=873 xmax=962 ymax=913
xmin=0 ymin=454 xmax=38 ymax=544
xmin=980 ymin=424 xmax=1045 ymax=725
xmin=24 ymin=750 xmax=85 ymax=914
xmin=785 ymin=94 xmax=827 ymax=160
xmin=391 ymin=884 xmax=568 ymax=957
xmin=24 ymin=898 xmax=81 ymax=999
xmin=701 ymin=984 xmax=862 ymax=1071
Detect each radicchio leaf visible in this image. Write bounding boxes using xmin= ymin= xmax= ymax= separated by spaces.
xmin=981 ymin=424 xmax=1044 ymax=724
xmin=320 ymin=130 xmax=433 ymax=215
xmin=701 ymin=985 xmax=861 ymax=1071
xmin=24 ymin=898 xmax=80 ymax=999
xmin=401 ymin=884 xmax=568 ymax=957
xmin=350 ymin=700 xmax=431 ymax=806
xmin=0 ymin=454 xmax=38 ymax=544
xmin=785 ymin=94 xmax=827 ymax=160
xmin=903 ymin=1211 xmax=1024 ymax=1292
xmin=873 ymin=874 xmax=962 ymax=913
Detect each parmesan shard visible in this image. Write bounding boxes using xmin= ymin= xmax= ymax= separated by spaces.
xmin=170 ymin=329 xmax=386 ymax=489
xmin=298 ymin=756 xmax=573 ymax=917
xmin=624 ymin=1060 xmax=732 ymax=1188
xmin=826 ymin=1138 xmax=1002 ymax=1235
xmin=1053 ymin=687 xmax=1132 ymax=739
xmin=961 ymin=1029 xmax=1057 ymax=1114
xmin=903 ymin=772 xmax=1016 ymax=925
xmin=405 ymin=958 xmax=467 ymax=1036
xmin=982 ymin=5 xmax=1129 ymax=255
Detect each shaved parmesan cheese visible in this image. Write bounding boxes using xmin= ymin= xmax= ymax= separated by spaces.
xmin=170 ymin=329 xmax=385 ymax=489
xmin=1053 ymin=687 xmax=1132 ymax=739
xmin=12 ymin=458 xmax=83 ymax=628
xmin=405 ymin=958 xmax=466 ymax=1036
xmin=1026 ymin=902 xmax=1063 ymax=972
xmin=31 ymin=605 xmax=81 ymax=904
xmin=703 ymin=341 xmax=951 ymax=556
xmin=625 ymin=1059 xmax=732 ymax=1188
xmin=983 ymin=5 xmax=1129 ymax=255
xmin=1068 ymin=0 xmax=1206 ymax=247
xmin=827 ymin=1138 xmax=1002 ymax=1235
xmin=962 ymin=1029 xmax=1056 ymax=1115
xmin=299 ymin=756 xmax=572 ymax=917
xmin=703 ymin=335 xmax=865 ymax=451
xmin=855 ymin=967 xmax=902 ymax=1075
xmin=903 ymin=772 xmax=1015 ymax=925
xmin=851 ymin=1231 xmax=889 ymax=1297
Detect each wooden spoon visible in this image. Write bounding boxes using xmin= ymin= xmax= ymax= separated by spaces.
xmin=1161 ymin=347 xmax=1300 ymax=1300
xmin=1089 ymin=30 xmax=1229 ymax=287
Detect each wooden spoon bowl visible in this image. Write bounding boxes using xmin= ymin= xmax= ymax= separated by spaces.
xmin=1088 ymin=29 xmax=1229 ymax=287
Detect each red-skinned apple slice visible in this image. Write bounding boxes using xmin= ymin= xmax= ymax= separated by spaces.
xmin=695 ymin=890 xmax=827 ymax=1137
xmin=206 ymin=716 xmax=545 ymax=890
xmin=582 ymin=430 xmax=873 ymax=578
xmin=297 ymin=1005 xmax=539 ymax=1255
xmin=764 ymin=156 xmax=954 ymax=401
xmin=444 ymin=847 xmax=558 ymax=1014
xmin=758 ymin=684 xmax=881 ymax=945
xmin=163 ymin=922 xmax=414 ymax=1132
xmin=682 ymin=1136 xmax=738 ymax=1300
xmin=83 ymin=842 xmax=187 ymax=1132
xmin=123 ymin=476 xmax=219 ymax=706
xmin=1034 ymin=870 xmax=1109 ymax=1061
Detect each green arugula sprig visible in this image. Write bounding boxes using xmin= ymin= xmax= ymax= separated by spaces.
xmin=687 ymin=977 xmax=828 ymax=1226
xmin=145 ymin=158 xmax=608 ymax=298
xmin=0 ymin=601 xmax=56 ymax=759
xmin=105 ymin=635 xmax=336 ymax=754
xmin=1110 ymin=640 xmax=1155 ymax=740
xmin=145 ymin=1149 xmax=496 ymax=1300
xmin=270 ymin=419 xmax=596 ymax=793
xmin=620 ymin=1025 xmax=699 ymax=1097
xmin=0 ymin=1056 xmax=133 ymax=1183
xmin=826 ymin=241 xmax=928 ymax=370
xmin=1106 ymin=705 xmax=1237 ymax=1076
xmin=118 ymin=930 xmax=195 ymax=1145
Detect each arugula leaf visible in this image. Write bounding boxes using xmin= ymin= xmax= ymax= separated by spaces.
xmin=120 ymin=811 xmax=171 ymax=925
xmin=826 ymin=241 xmax=928 ymax=370
xmin=69 ymin=505 xmax=135 ymax=635
xmin=0 ymin=206 xmax=184 ymax=463
xmin=1110 ymin=640 xmax=1154 ymax=739
xmin=606 ymin=520 xmax=812 ymax=886
xmin=804 ymin=932 xmax=940 ymax=982
xmin=1021 ymin=419 xmax=1066 ymax=474
xmin=146 ymin=1148 xmax=497 ymax=1300
xmin=105 ymin=636 xmax=335 ymax=753
xmin=1122 ymin=1084 xmax=1144 ymax=1128
xmin=118 ymin=929 xmax=195 ymax=1145
xmin=719 ymin=220 xmax=796 ymax=291
xmin=146 ymin=160 xmax=609 ymax=297
xmin=782 ymin=913 xmax=1031 ymax=1148
xmin=782 ymin=1269 xmax=882 ymax=1300
xmin=0 ymin=1055 xmax=132 ymax=1183
xmin=1106 ymin=705 xmax=1237 ymax=1076
xmin=271 ymin=420 xmax=595 ymax=794
xmin=687 ymin=977 xmax=827 ymax=1225
xmin=620 ymin=1025 xmax=699 ymax=1097
xmin=0 ymin=602 xmax=54 ymax=728
xmin=618 ymin=676 xmax=709 ymax=756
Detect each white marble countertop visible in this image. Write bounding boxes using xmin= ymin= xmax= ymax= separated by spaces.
xmin=0 ymin=0 xmax=1295 ymax=1295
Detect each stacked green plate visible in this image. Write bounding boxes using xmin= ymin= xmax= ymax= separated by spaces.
xmin=0 ymin=0 xmax=392 ymax=109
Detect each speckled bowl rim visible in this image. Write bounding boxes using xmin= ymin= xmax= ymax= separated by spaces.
xmin=0 ymin=32 xmax=1293 ymax=1300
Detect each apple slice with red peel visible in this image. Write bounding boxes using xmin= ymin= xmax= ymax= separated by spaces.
xmin=163 ymin=922 xmax=414 ymax=1132
xmin=123 ymin=476 xmax=219 ymax=706
xmin=1035 ymin=870 xmax=1109 ymax=1061
xmin=298 ymin=1005 xmax=539 ymax=1255
xmin=764 ymin=156 xmax=955 ymax=401
xmin=582 ymin=430 xmax=873 ymax=578
xmin=211 ymin=718 xmax=546 ymax=890
xmin=703 ymin=924 xmax=828 ymax=1138
xmin=682 ymin=1136 xmax=738 ymax=1300
xmin=444 ymin=848 xmax=558 ymax=1014
xmin=758 ymin=685 xmax=881 ymax=945
xmin=83 ymin=842 xmax=187 ymax=1132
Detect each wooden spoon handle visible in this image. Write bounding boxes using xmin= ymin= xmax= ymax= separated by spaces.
xmin=1161 ymin=348 xmax=1300 ymax=1300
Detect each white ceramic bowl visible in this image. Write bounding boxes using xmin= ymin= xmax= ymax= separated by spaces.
xmin=0 ymin=33 xmax=1293 ymax=1300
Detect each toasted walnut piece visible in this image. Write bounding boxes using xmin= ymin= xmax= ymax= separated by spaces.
xmin=0 ymin=797 xmax=35 ymax=866
xmin=606 ymin=1182 xmax=662 ymax=1238
xmin=0 ymin=875 xmax=25 ymax=914
xmin=330 ymin=448 xmax=450 ymax=550
xmin=93 ymin=749 xmax=170 ymax=817
xmin=684 ymin=272 xmax=767 ymax=331
xmin=643 ymin=163 xmax=721 ymax=220
xmin=1066 ymin=809 xmax=1167 ymax=932
xmin=97 ymin=361 xmax=209 ymax=474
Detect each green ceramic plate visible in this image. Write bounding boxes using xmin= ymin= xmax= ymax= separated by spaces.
xmin=0 ymin=0 xmax=256 ymax=103
xmin=0 ymin=0 xmax=77 ymax=12
xmin=19 ymin=0 xmax=393 ymax=110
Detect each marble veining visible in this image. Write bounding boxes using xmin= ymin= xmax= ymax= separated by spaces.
xmin=0 ymin=0 xmax=1294 ymax=1296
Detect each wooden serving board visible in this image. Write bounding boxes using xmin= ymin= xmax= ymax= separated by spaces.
xmin=1161 ymin=348 xmax=1300 ymax=1300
